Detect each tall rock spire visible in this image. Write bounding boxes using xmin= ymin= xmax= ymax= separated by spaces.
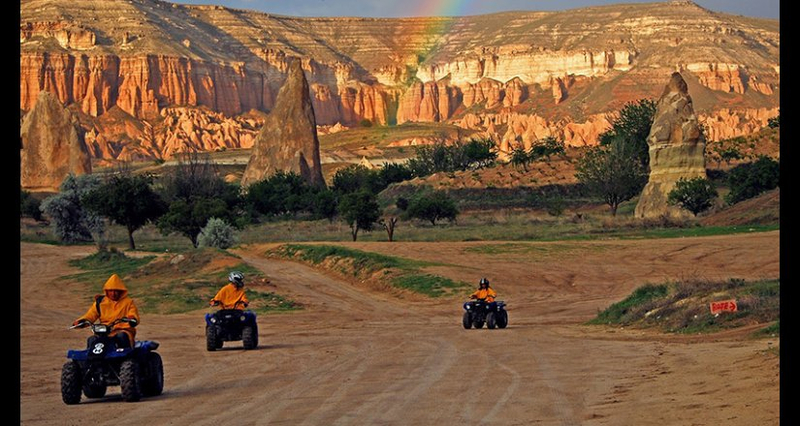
xmin=242 ymin=60 xmax=325 ymax=187
xmin=635 ymin=72 xmax=706 ymax=219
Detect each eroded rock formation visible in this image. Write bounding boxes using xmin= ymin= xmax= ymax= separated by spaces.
xmin=635 ymin=73 xmax=706 ymax=219
xmin=241 ymin=60 xmax=324 ymax=187
xmin=21 ymin=91 xmax=92 ymax=190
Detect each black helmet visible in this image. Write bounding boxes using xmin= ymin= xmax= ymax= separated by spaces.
xmin=229 ymin=271 xmax=245 ymax=287
xmin=479 ymin=277 xmax=489 ymax=287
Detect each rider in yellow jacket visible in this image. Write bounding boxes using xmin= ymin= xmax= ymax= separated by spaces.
xmin=210 ymin=271 xmax=249 ymax=310
xmin=470 ymin=278 xmax=496 ymax=303
xmin=73 ymin=274 xmax=140 ymax=348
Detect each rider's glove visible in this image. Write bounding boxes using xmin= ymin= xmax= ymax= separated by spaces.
xmin=210 ymin=300 xmax=220 ymax=307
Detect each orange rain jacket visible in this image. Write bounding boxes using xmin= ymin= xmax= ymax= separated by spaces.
xmin=76 ymin=274 xmax=140 ymax=345
xmin=210 ymin=283 xmax=249 ymax=310
xmin=471 ymin=287 xmax=497 ymax=303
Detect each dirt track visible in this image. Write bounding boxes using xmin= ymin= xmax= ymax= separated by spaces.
xmin=20 ymin=232 xmax=779 ymax=425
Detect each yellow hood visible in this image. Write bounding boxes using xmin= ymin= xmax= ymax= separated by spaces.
xmin=102 ymin=274 xmax=129 ymax=297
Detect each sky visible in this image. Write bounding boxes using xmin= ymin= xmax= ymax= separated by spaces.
xmin=168 ymin=0 xmax=780 ymax=20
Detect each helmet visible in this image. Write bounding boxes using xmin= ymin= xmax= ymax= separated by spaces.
xmin=228 ymin=271 xmax=245 ymax=287
xmin=479 ymin=277 xmax=489 ymax=287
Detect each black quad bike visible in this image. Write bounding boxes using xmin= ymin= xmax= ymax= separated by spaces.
xmin=462 ymin=299 xmax=508 ymax=329
xmin=205 ymin=309 xmax=258 ymax=351
xmin=62 ymin=319 xmax=163 ymax=404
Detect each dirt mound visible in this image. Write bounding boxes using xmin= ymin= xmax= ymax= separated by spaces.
xmin=701 ymin=188 xmax=779 ymax=226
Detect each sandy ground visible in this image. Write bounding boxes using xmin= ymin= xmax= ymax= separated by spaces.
xmin=20 ymin=231 xmax=779 ymax=425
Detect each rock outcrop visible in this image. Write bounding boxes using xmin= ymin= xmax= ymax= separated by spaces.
xmin=21 ymin=91 xmax=92 ymax=190
xmin=635 ymin=73 xmax=706 ymax=219
xmin=241 ymin=60 xmax=324 ymax=187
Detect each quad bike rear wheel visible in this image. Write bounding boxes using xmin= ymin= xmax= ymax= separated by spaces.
xmin=142 ymin=352 xmax=164 ymax=397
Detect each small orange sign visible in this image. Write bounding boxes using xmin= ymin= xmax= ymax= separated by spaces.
xmin=710 ymin=299 xmax=738 ymax=315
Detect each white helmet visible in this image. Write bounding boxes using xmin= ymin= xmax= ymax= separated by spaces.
xmin=228 ymin=271 xmax=245 ymax=287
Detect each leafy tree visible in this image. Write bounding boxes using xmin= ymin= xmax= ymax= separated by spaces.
xmin=380 ymin=216 xmax=399 ymax=242
xmin=339 ymin=190 xmax=381 ymax=241
xmin=20 ymin=189 xmax=43 ymax=221
xmin=599 ymin=99 xmax=657 ymax=169
xmin=157 ymin=152 xmax=242 ymax=247
xmin=246 ymin=171 xmax=313 ymax=216
xmin=310 ymin=188 xmax=339 ymax=222
xmin=407 ymin=138 xmax=497 ymax=177
xmin=461 ymin=138 xmax=498 ymax=168
xmin=667 ymin=177 xmax=718 ymax=216
xmin=726 ymin=156 xmax=780 ymax=204
xmin=510 ymin=146 xmax=531 ymax=172
xmin=529 ymin=136 xmax=566 ymax=161
xmin=83 ymin=172 xmax=166 ymax=250
xmin=396 ymin=197 xmax=409 ymax=211
xmin=332 ymin=164 xmax=382 ymax=195
xmin=767 ymin=113 xmax=780 ymax=129
xmin=575 ymin=136 xmax=648 ymax=216
xmin=198 ymin=217 xmax=238 ymax=249
xmin=377 ymin=162 xmax=414 ymax=189
xmin=39 ymin=174 xmax=106 ymax=247
xmin=406 ymin=191 xmax=459 ymax=226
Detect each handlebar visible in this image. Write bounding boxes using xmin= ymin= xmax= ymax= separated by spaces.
xmin=69 ymin=317 xmax=134 ymax=330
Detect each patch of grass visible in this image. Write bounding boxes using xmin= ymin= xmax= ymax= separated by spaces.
xmin=65 ymin=250 xmax=155 ymax=290
xmin=754 ymin=320 xmax=779 ymax=337
xmin=589 ymin=279 xmax=780 ymax=334
xmin=276 ymin=244 xmax=431 ymax=272
xmin=271 ymin=244 xmax=465 ymax=297
xmin=391 ymin=274 xmax=470 ymax=297
xmin=63 ymin=249 xmax=299 ymax=315
xmin=464 ymin=242 xmax=610 ymax=255
xmin=588 ymin=284 xmax=668 ymax=325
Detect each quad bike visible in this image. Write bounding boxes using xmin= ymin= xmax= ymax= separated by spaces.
xmin=62 ymin=318 xmax=163 ymax=404
xmin=205 ymin=307 xmax=258 ymax=351
xmin=462 ymin=299 xmax=508 ymax=329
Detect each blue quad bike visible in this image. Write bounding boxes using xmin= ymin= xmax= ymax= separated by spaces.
xmin=463 ymin=299 xmax=508 ymax=329
xmin=205 ymin=309 xmax=258 ymax=351
xmin=61 ymin=319 xmax=163 ymax=404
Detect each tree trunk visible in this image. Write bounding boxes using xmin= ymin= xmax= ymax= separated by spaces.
xmin=383 ymin=217 xmax=397 ymax=242
xmin=191 ymin=234 xmax=199 ymax=248
xmin=351 ymin=226 xmax=359 ymax=241
xmin=610 ymin=203 xmax=618 ymax=216
xmin=127 ymin=226 xmax=136 ymax=250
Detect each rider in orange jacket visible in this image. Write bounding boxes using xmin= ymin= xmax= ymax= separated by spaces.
xmin=210 ymin=271 xmax=249 ymax=310
xmin=470 ymin=278 xmax=496 ymax=303
xmin=73 ymin=274 xmax=140 ymax=348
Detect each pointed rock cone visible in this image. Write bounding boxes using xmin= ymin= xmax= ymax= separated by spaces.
xmin=242 ymin=60 xmax=325 ymax=187
xmin=635 ymin=72 xmax=706 ymax=219
xmin=21 ymin=91 xmax=92 ymax=190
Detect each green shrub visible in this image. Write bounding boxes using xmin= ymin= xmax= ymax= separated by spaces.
xmin=198 ymin=217 xmax=238 ymax=249
xmin=667 ymin=177 xmax=718 ymax=216
xmin=726 ymin=156 xmax=779 ymax=204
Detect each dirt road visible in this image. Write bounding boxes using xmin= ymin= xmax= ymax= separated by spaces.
xmin=20 ymin=232 xmax=779 ymax=425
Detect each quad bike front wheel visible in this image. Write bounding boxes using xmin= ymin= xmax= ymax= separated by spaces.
xmin=61 ymin=360 xmax=82 ymax=405
xmin=206 ymin=325 xmax=220 ymax=351
xmin=120 ymin=359 xmax=142 ymax=402
xmin=497 ymin=310 xmax=508 ymax=329
xmin=486 ymin=312 xmax=497 ymax=329
xmin=242 ymin=325 xmax=258 ymax=350
xmin=462 ymin=311 xmax=472 ymax=329
xmin=82 ymin=382 xmax=107 ymax=399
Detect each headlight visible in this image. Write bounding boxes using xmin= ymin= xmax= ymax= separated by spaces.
xmin=466 ymin=305 xmax=471 ymax=309
xmin=210 ymin=317 xmax=217 ymax=323
xmin=93 ymin=325 xmax=108 ymax=333
xmin=240 ymin=315 xmax=246 ymax=321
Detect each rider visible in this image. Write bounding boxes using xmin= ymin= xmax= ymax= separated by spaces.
xmin=210 ymin=271 xmax=249 ymax=310
xmin=73 ymin=274 xmax=140 ymax=348
xmin=470 ymin=277 xmax=496 ymax=303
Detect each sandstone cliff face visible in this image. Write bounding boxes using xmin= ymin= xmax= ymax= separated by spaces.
xmin=241 ymin=60 xmax=324 ymax=187
xmin=21 ymin=91 xmax=92 ymax=190
xmin=20 ymin=0 xmax=779 ymax=160
xmin=635 ymin=73 xmax=706 ymax=219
